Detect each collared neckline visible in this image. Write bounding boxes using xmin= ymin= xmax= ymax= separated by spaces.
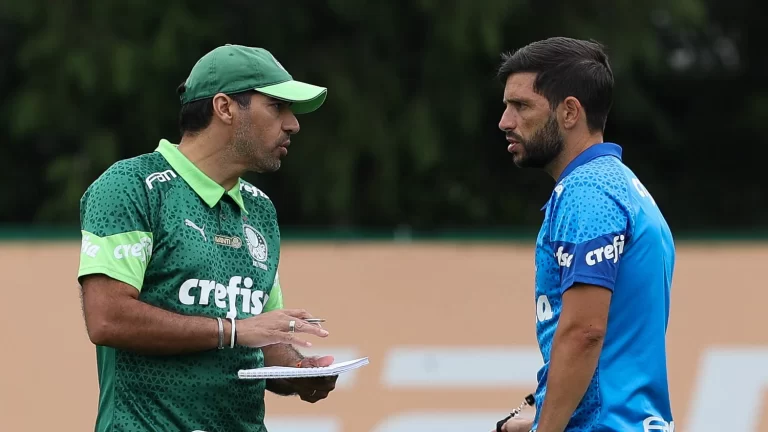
xmin=155 ymin=139 xmax=248 ymax=213
xmin=558 ymin=142 xmax=622 ymax=181
xmin=540 ymin=142 xmax=623 ymax=211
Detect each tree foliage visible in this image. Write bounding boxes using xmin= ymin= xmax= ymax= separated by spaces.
xmin=0 ymin=0 xmax=764 ymax=232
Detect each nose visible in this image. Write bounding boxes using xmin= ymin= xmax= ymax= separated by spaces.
xmin=283 ymin=111 xmax=300 ymax=135
xmin=498 ymin=107 xmax=517 ymax=132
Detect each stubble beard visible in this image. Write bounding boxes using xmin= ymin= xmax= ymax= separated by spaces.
xmin=232 ymin=119 xmax=281 ymax=173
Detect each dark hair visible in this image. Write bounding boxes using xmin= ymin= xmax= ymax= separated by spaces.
xmin=497 ymin=37 xmax=614 ymax=133
xmin=176 ymin=82 xmax=255 ymax=135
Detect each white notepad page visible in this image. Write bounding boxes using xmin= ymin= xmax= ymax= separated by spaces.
xmin=238 ymin=357 xmax=370 ymax=379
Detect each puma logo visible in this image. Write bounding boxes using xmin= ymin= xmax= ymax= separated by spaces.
xmin=184 ymin=219 xmax=206 ymax=242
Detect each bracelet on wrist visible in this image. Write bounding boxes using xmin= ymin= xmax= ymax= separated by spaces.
xmin=215 ymin=317 xmax=224 ymax=350
xmin=227 ymin=317 xmax=237 ymax=348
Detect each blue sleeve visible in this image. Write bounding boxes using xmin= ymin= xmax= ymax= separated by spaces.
xmin=550 ymin=181 xmax=631 ymax=292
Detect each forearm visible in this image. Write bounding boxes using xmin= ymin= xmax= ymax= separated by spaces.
xmin=262 ymin=343 xmax=305 ymax=395
xmin=87 ymin=297 xmax=230 ymax=356
xmin=536 ymin=326 xmax=604 ymax=432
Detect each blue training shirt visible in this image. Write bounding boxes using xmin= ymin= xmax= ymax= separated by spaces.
xmin=531 ymin=143 xmax=675 ymax=432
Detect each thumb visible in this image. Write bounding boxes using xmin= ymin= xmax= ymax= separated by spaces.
xmin=300 ymin=355 xmax=335 ymax=367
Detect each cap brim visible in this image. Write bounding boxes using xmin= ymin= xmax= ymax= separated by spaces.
xmin=255 ymin=80 xmax=327 ymax=114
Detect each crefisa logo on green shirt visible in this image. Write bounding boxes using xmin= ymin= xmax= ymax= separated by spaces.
xmin=114 ymin=236 xmax=153 ymax=262
xmin=243 ymin=224 xmax=268 ymax=270
xmin=81 ymin=234 xmax=101 ymax=258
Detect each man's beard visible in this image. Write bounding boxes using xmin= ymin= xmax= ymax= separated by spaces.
xmin=514 ymin=114 xmax=564 ymax=169
xmin=232 ymin=120 xmax=282 ymax=173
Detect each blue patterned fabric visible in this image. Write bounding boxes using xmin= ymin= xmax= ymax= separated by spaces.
xmin=531 ymin=143 xmax=676 ymax=431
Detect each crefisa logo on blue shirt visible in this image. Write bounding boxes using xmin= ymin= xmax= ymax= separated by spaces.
xmin=586 ymin=234 xmax=625 ymax=266
xmin=555 ymin=246 xmax=573 ymax=268
xmin=554 ymin=234 xmax=626 ymax=269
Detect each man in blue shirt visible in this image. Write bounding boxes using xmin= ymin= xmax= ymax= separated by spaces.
xmin=495 ymin=37 xmax=676 ymax=432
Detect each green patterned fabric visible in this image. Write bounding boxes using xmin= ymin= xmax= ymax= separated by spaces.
xmin=78 ymin=139 xmax=284 ymax=432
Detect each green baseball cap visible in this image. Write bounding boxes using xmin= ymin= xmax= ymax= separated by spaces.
xmin=179 ymin=44 xmax=327 ymax=114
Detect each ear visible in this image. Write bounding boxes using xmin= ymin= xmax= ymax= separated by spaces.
xmin=212 ymin=93 xmax=234 ymax=125
xmin=559 ymin=96 xmax=582 ymax=130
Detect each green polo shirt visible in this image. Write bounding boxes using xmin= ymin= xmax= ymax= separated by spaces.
xmin=78 ymin=139 xmax=284 ymax=432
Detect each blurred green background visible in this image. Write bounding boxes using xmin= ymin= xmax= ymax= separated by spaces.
xmin=1 ymin=0 xmax=764 ymax=237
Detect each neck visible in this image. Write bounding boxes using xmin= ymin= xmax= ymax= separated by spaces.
xmin=177 ymin=132 xmax=245 ymax=191
xmin=546 ymin=132 xmax=604 ymax=182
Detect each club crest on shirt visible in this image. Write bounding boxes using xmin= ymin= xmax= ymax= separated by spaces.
xmin=243 ymin=224 xmax=268 ymax=270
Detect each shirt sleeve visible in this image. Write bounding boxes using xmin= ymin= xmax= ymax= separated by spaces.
xmin=77 ymin=163 xmax=154 ymax=291
xmin=263 ymin=270 xmax=284 ymax=311
xmin=550 ymin=181 xmax=631 ymax=293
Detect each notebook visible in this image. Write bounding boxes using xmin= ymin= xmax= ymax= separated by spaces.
xmin=238 ymin=357 xmax=370 ymax=379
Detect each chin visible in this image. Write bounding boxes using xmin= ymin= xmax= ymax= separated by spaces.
xmin=248 ymin=163 xmax=279 ymax=174
xmin=262 ymin=162 xmax=282 ymax=173
xmin=512 ymin=155 xmax=527 ymax=168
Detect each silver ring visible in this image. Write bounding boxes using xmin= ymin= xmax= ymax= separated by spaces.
xmin=288 ymin=320 xmax=296 ymax=333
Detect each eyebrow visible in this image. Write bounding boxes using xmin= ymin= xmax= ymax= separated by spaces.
xmin=503 ymin=96 xmax=533 ymax=105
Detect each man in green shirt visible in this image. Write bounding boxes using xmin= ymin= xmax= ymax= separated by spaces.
xmin=77 ymin=44 xmax=337 ymax=432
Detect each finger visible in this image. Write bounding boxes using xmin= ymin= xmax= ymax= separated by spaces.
xmin=294 ymin=376 xmax=336 ymax=390
xmin=295 ymin=378 xmax=336 ymax=391
xmin=293 ymin=320 xmax=329 ymax=337
xmin=316 ymin=381 xmax=336 ymax=391
xmin=281 ymin=332 xmax=312 ymax=348
xmin=281 ymin=309 xmax=312 ymax=319
xmin=302 ymin=390 xmax=328 ymax=403
xmin=300 ymin=355 xmax=335 ymax=368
